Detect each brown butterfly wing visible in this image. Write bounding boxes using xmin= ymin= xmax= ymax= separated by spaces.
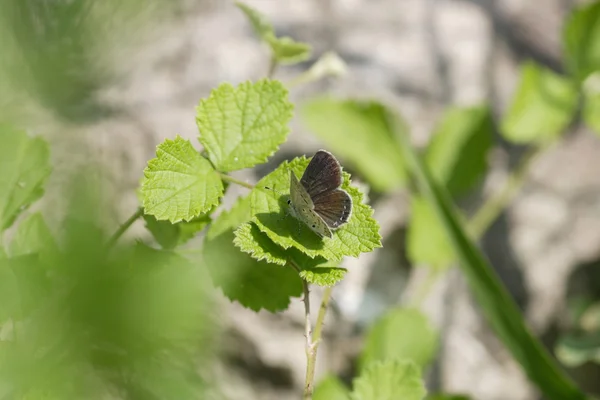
xmin=312 ymin=189 xmax=352 ymax=229
xmin=300 ymin=150 xmax=343 ymax=198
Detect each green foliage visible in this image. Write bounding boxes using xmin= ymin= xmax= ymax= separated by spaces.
xmin=144 ymin=213 xmax=211 ymax=250
xmin=235 ymin=1 xmax=274 ymax=39
xmin=583 ymin=83 xmax=600 ymax=135
xmin=196 ymin=80 xmax=294 ymax=172
xmin=301 ymin=98 xmax=407 ymax=192
xmin=426 ymin=106 xmax=493 ymax=197
xmin=8 ymin=212 xmax=57 ymax=259
xmin=501 ymin=62 xmax=577 ymax=144
xmin=350 ymin=360 xmax=426 ymax=400
xmin=556 ymin=301 xmax=600 ymax=367
xmin=407 ymin=196 xmax=456 ymax=269
xmin=360 ymin=308 xmax=439 ymax=370
xmin=141 ymin=136 xmax=223 ymax=223
xmin=314 ymin=375 xmax=350 ymax=400
xmin=298 ymin=265 xmax=347 ymax=286
xmin=394 ymin=110 xmax=588 ymax=400
xmin=563 ymin=1 xmax=600 ymax=83
xmin=0 ymin=126 xmax=51 ymax=231
xmin=426 ymin=395 xmax=471 ymax=400
xmin=203 ymin=196 xmax=303 ymax=312
xmin=248 ymin=156 xmax=381 ymax=262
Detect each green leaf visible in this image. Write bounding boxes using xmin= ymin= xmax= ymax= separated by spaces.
xmin=267 ymin=34 xmax=312 ymax=65
xmin=583 ymin=81 xmax=600 ymax=135
xmin=0 ymin=126 xmax=51 ymax=231
xmin=235 ymin=1 xmax=274 ymax=40
xmin=425 ymin=106 xmax=493 ymax=196
xmin=196 ymin=79 xmax=294 ymax=172
xmin=555 ymin=332 xmax=600 ymax=367
xmin=360 ymin=308 xmax=438 ymax=371
xmin=393 ymin=111 xmax=588 ymax=400
xmin=250 ymin=156 xmax=381 ymax=262
xmin=563 ymin=1 xmax=600 ymax=83
xmin=234 ymin=222 xmax=347 ymax=286
xmin=203 ymin=196 xmax=302 ymax=312
xmin=301 ymin=98 xmax=407 ymax=192
xmin=500 ymin=62 xmax=577 ymax=144
xmin=407 ymin=196 xmax=456 ymax=269
xmin=141 ymin=136 xmax=223 ymax=223
xmin=351 ymin=360 xmax=426 ymax=400
xmin=314 ymin=375 xmax=350 ymax=400
xmin=0 ymin=258 xmax=20 ymax=324
xmin=9 ymin=212 xmax=57 ymax=258
xmin=144 ymin=213 xmax=211 ymax=250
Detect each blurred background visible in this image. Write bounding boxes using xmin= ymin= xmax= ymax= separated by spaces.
xmin=1 ymin=0 xmax=600 ymax=399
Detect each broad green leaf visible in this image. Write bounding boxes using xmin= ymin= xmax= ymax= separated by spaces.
xmin=9 ymin=212 xmax=57 ymax=259
xmin=234 ymin=222 xmax=347 ymax=286
xmin=0 ymin=259 xmax=20 ymax=323
xmin=393 ymin=111 xmax=588 ymax=400
xmin=301 ymin=98 xmax=407 ymax=192
xmin=267 ymin=35 xmax=312 ymax=65
xmin=314 ymin=375 xmax=350 ymax=400
xmin=360 ymin=308 xmax=438 ymax=371
xmin=563 ymin=2 xmax=600 ymax=83
xmin=250 ymin=156 xmax=381 ymax=262
xmin=141 ymin=136 xmax=223 ymax=223
xmin=501 ymin=62 xmax=577 ymax=144
xmin=196 ymin=80 xmax=294 ymax=172
xmin=555 ymin=332 xmax=600 ymax=367
xmin=235 ymin=1 xmax=274 ymax=39
xmin=407 ymin=196 xmax=456 ymax=269
xmin=203 ymin=196 xmax=302 ymax=312
xmin=426 ymin=106 xmax=492 ymax=196
xmin=144 ymin=213 xmax=211 ymax=250
xmin=0 ymin=126 xmax=51 ymax=231
xmin=351 ymin=360 xmax=426 ymax=400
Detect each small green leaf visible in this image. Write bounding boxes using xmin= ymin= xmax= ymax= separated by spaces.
xmin=407 ymin=196 xmax=456 ymax=269
xmin=235 ymin=1 xmax=274 ymax=39
xmin=351 ymin=360 xmax=426 ymax=400
xmin=563 ymin=1 xmax=600 ymax=83
xmin=426 ymin=106 xmax=492 ymax=196
xmin=141 ymin=136 xmax=223 ymax=223
xmin=314 ymin=375 xmax=350 ymax=400
xmin=360 ymin=308 xmax=438 ymax=371
xmin=250 ymin=156 xmax=381 ymax=262
xmin=267 ymin=34 xmax=312 ymax=65
xmin=9 ymin=212 xmax=57 ymax=258
xmin=196 ymin=79 xmax=294 ymax=172
xmin=144 ymin=213 xmax=211 ymax=250
xmin=501 ymin=62 xmax=577 ymax=144
xmin=0 ymin=126 xmax=51 ymax=231
xmin=301 ymin=98 xmax=407 ymax=192
xmin=203 ymin=196 xmax=302 ymax=312
xmin=299 ymin=266 xmax=346 ymax=286
xmin=555 ymin=332 xmax=600 ymax=367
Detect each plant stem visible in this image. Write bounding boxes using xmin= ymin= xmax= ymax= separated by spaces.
xmin=218 ymin=172 xmax=254 ymax=189
xmin=267 ymin=56 xmax=279 ymax=78
xmin=468 ymin=144 xmax=546 ymax=239
xmin=105 ymin=207 xmax=144 ymax=249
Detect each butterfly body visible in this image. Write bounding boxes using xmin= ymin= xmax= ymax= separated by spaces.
xmin=288 ymin=150 xmax=352 ymax=238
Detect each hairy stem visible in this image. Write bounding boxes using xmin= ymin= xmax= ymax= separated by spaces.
xmin=218 ymin=172 xmax=254 ymax=189
xmin=267 ymin=56 xmax=279 ymax=78
xmin=105 ymin=207 xmax=144 ymax=249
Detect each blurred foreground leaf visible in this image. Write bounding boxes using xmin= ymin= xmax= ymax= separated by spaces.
xmin=563 ymin=1 xmax=600 ymax=83
xmin=314 ymin=375 xmax=350 ymax=400
xmin=351 ymin=360 xmax=426 ymax=400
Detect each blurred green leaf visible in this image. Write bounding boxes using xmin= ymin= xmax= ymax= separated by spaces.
xmin=394 ymin=109 xmax=588 ymax=400
xmin=583 ymin=88 xmax=600 ymax=135
xmin=9 ymin=212 xmax=57 ymax=259
xmin=204 ymin=196 xmax=302 ymax=312
xmin=407 ymin=196 xmax=456 ymax=269
xmin=556 ymin=332 xmax=600 ymax=367
xmin=426 ymin=106 xmax=492 ymax=196
xmin=580 ymin=302 xmax=600 ymax=332
xmin=426 ymin=395 xmax=471 ymax=400
xmin=144 ymin=213 xmax=211 ymax=250
xmin=196 ymin=79 xmax=294 ymax=172
xmin=563 ymin=1 xmax=600 ymax=83
xmin=301 ymin=98 xmax=407 ymax=192
xmin=360 ymin=308 xmax=439 ymax=371
xmin=141 ymin=136 xmax=223 ymax=223
xmin=0 ymin=126 xmax=51 ymax=232
xmin=314 ymin=375 xmax=350 ymax=400
xmin=236 ymin=1 xmax=274 ymax=39
xmin=267 ymin=35 xmax=312 ymax=65
xmin=351 ymin=360 xmax=426 ymax=400
xmin=0 ymin=258 xmax=21 ymax=323
xmin=501 ymin=62 xmax=577 ymax=143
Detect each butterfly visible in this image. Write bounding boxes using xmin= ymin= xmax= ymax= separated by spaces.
xmin=287 ymin=150 xmax=352 ymax=238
